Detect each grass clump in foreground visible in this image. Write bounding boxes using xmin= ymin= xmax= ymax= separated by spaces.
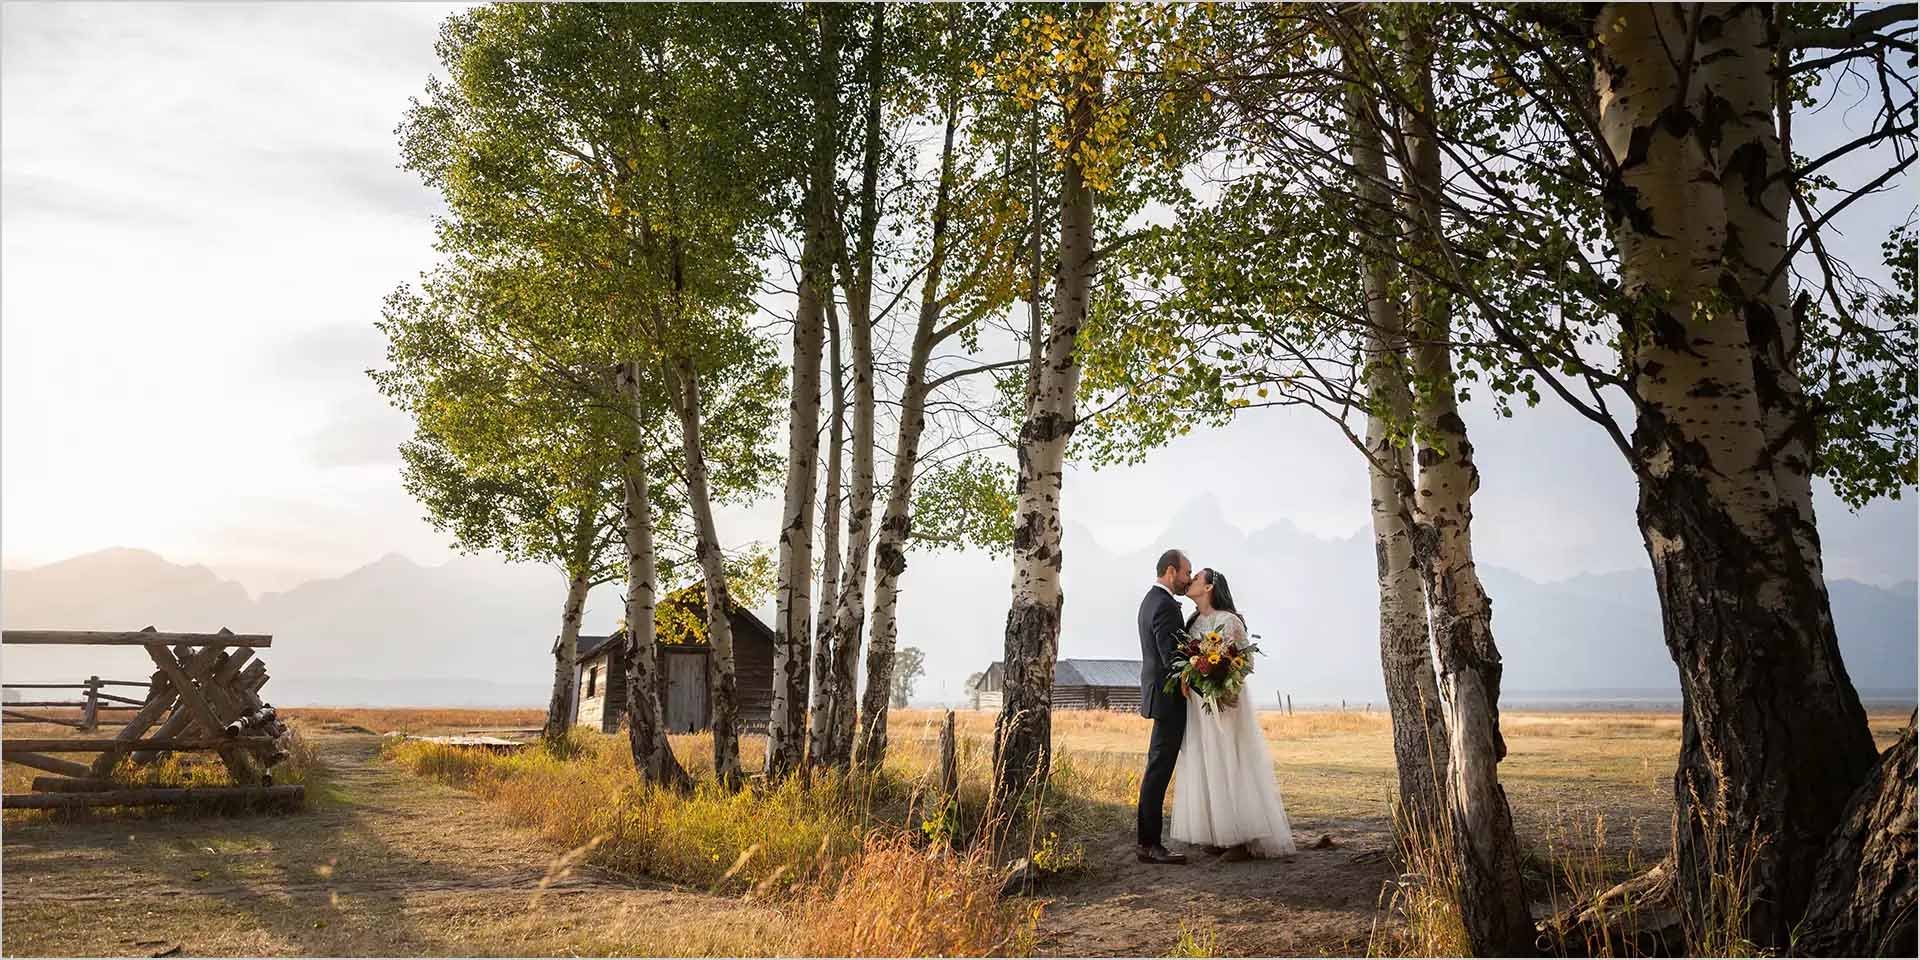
xmin=383 ymin=728 xmax=1047 ymax=956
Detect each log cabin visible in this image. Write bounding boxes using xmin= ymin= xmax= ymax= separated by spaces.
xmin=560 ymin=585 xmax=777 ymax=734
xmin=967 ymin=658 xmax=1143 ymax=713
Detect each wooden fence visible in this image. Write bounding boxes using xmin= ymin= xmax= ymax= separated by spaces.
xmin=0 ymin=627 xmax=302 ymax=811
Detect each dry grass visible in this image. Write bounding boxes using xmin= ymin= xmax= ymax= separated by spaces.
xmin=284 ymin=706 xmax=546 ymax=735
xmin=789 ymin=833 xmax=1043 ymax=956
xmin=380 ymin=726 xmax=1046 ymax=955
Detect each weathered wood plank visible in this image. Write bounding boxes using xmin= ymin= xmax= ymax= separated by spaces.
xmin=1 ymin=630 xmax=271 ymax=647
xmin=2 ymin=710 xmax=85 ymax=728
xmin=5 ymin=751 xmax=95 ymax=778
xmin=5 ymin=700 xmax=139 ymax=710
xmin=6 ymin=737 xmax=276 ymax=753
xmin=2 ymin=784 xmax=304 ymax=809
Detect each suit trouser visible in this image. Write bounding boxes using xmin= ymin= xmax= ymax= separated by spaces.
xmin=1136 ymin=704 xmax=1188 ymax=846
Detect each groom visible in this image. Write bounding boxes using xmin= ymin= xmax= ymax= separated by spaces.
xmin=1136 ymin=547 xmax=1191 ymax=864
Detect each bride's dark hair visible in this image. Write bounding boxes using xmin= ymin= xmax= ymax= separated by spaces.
xmin=1185 ymin=568 xmax=1248 ymax=632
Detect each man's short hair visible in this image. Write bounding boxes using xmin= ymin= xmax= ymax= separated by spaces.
xmin=1155 ymin=549 xmax=1186 ymax=578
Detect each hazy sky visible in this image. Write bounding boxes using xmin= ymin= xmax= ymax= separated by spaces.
xmin=4 ymin=3 xmax=1915 ymax=609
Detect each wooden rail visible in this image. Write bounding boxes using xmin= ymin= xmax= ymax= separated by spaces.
xmin=3 ymin=627 xmax=294 ymax=810
xmin=3 ymin=737 xmax=278 ymax=754
xmin=1 ymin=630 xmax=272 ymax=647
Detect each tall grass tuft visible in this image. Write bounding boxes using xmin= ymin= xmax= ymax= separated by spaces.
xmin=383 ymin=731 xmax=869 ymax=894
xmin=1365 ymin=802 xmax=1470 ymax=958
xmin=791 ymin=832 xmax=1041 ymax=956
xmin=1676 ymin=763 xmax=1770 ymax=958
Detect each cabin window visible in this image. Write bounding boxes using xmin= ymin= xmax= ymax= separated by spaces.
xmin=587 ymin=665 xmax=599 ymax=698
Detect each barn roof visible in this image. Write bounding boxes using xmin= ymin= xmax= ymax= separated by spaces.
xmin=972 ymin=658 xmax=1141 ymax=689
xmin=1055 ymin=659 xmax=1142 ymax=687
xmin=563 ymin=583 xmax=777 ymax=664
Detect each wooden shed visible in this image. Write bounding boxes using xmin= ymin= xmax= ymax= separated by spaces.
xmin=561 ymin=585 xmax=777 ymax=734
xmin=968 ymin=658 xmax=1143 ymax=713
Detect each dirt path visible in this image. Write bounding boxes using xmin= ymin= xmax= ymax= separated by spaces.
xmin=1 ymin=731 xmax=781 ymax=957
xmin=5 ymin=730 xmax=1396 ymax=957
xmin=1032 ymin=818 xmax=1397 ymax=957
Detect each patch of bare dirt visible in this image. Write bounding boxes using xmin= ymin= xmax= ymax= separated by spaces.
xmin=1031 ymin=821 xmax=1397 ymax=957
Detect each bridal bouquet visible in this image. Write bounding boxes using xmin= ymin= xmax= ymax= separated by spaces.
xmin=1163 ymin=625 xmax=1260 ymax=713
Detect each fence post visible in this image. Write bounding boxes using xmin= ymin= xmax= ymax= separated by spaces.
xmin=80 ymin=676 xmax=100 ymax=732
xmin=1286 ymin=694 xmax=1293 ymax=716
xmin=938 ymin=709 xmax=958 ymax=801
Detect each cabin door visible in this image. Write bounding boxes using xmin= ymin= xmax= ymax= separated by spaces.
xmin=665 ymin=651 xmax=710 ymax=732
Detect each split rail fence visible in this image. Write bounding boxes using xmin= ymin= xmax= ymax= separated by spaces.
xmin=0 ymin=627 xmax=303 ymax=811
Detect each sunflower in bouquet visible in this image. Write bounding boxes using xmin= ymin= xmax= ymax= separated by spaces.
xmin=1163 ymin=622 xmax=1260 ymax=713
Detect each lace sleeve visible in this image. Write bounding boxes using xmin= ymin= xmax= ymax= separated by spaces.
xmin=1223 ymin=613 xmax=1250 ymax=647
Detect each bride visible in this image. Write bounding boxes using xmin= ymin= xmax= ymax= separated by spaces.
xmin=1169 ymin=567 xmax=1297 ymax=861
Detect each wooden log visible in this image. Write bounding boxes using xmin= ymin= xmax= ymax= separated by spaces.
xmin=5 ymin=751 xmax=95 ymax=779
xmin=3 ymin=700 xmax=141 ymax=710
xmin=0 ymin=683 xmax=92 ymax=689
xmin=30 ymin=777 xmax=117 ymax=792
xmin=1 ymin=630 xmax=271 ymax=647
xmin=2 ymin=784 xmax=304 ymax=809
xmin=91 ymin=692 xmax=147 ymax=707
xmin=2 ymin=710 xmax=85 ymax=728
xmin=213 ymin=648 xmax=256 ymax=686
xmin=144 ymin=643 xmax=257 ymax=784
xmin=5 ymin=737 xmax=277 ymax=753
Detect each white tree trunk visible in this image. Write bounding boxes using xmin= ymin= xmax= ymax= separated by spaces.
xmin=665 ymin=355 xmax=743 ymax=788
xmin=808 ymin=295 xmax=846 ymax=769
xmin=618 ymin=364 xmax=686 ymax=788
xmin=994 ymin=66 xmax=1095 ymax=804
xmin=543 ymin=510 xmax=597 ymax=742
xmin=855 ymin=108 xmax=959 ymax=771
xmin=1342 ymin=41 xmax=1448 ymax=835
xmin=770 ymin=15 xmax=836 ymax=775
xmin=1398 ymin=30 xmax=1533 ymax=954
xmin=1594 ymin=5 xmax=1876 ymax=944
xmin=821 ymin=6 xmax=886 ymax=770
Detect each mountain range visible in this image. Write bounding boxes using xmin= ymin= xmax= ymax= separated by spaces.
xmin=2 ymin=497 xmax=1913 ymax=709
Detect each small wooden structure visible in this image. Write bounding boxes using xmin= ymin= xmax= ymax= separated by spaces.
xmin=968 ymin=658 xmax=1144 ymax=713
xmin=1 ymin=627 xmax=301 ymax=810
xmin=565 ymin=585 xmax=778 ymax=734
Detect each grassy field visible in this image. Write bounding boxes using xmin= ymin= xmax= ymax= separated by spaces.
xmin=4 ymin=706 xmax=1911 ymax=957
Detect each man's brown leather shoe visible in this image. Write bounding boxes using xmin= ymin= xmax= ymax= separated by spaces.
xmin=1136 ymin=843 xmax=1188 ymax=864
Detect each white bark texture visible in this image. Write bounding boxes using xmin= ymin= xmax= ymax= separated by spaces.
xmin=821 ymin=6 xmax=885 ymax=770
xmin=808 ymin=295 xmax=846 ymax=769
xmin=543 ymin=514 xmax=596 ymax=742
xmin=1593 ymin=4 xmax=1875 ymax=945
xmin=993 ymin=71 xmax=1095 ymax=804
xmin=1343 ymin=47 xmax=1448 ymax=836
xmin=855 ymin=109 xmax=958 ymax=771
xmin=666 ymin=355 xmax=742 ymax=788
xmin=618 ymin=365 xmax=686 ymax=788
xmin=769 ymin=9 xmax=837 ymax=779
xmin=1399 ymin=30 xmax=1533 ymax=954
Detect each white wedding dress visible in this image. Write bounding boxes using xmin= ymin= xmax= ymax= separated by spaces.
xmin=1168 ymin=609 xmax=1297 ymax=857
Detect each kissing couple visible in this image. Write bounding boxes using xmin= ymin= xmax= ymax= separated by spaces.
xmin=1135 ymin=548 xmax=1297 ymax=865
